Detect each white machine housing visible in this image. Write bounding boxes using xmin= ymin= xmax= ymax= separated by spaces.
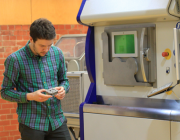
xmin=80 ymin=0 xmax=180 ymax=26
xmin=78 ymin=0 xmax=180 ymax=140
xmin=80 ymin=0 xmax=180 ymax=100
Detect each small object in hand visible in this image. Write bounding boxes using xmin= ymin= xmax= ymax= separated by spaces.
xmin=45 ymin=88 xmax=58 ymax=96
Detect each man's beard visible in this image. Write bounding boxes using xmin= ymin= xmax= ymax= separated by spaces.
xmin=33 ymin=43 xmax=41 ymax=57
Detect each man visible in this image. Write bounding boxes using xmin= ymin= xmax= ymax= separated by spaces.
xmin=1 ymin=18 xmax=71 ymax=140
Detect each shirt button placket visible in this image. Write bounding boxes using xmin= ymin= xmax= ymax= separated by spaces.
xmin=39 ymin=59 xmax=47 ymax=88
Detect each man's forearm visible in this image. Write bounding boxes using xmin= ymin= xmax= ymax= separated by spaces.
xmin=1 ymin=88 xmax=29 ymax=103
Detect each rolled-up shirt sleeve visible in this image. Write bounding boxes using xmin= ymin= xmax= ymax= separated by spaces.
xmin=1 ymin=55 xmax=28 ymax=103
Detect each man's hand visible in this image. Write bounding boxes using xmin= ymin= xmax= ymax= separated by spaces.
xmin=27 ymin=89 xmax=52 ymax=102
xmin=54 ymin=87 xmax=65 ymax=100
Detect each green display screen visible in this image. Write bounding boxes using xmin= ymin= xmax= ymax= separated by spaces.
xmin=114 ymin=34 xmax=135 ymax=54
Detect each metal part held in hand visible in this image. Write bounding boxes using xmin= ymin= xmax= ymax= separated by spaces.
xmin=45 ymin=88 xmax=58 ymax=96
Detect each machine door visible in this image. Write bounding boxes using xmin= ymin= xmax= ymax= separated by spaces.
xmin=102 ymin=23 xmax=157 ymax=87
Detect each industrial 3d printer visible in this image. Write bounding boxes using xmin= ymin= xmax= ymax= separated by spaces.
xmin=76 ymin=0 xmax=180 ymax=140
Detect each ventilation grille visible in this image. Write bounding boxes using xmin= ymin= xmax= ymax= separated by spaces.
xmin=61 ymin=76 xmax=81 ymax=113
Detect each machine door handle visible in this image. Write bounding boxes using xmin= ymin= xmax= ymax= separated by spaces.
xmin=140 ymin=28 xmax=148 ymax=82
xmin=174 ymin=28 xmax=180 ymax=81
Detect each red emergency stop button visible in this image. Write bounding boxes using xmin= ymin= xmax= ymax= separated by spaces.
xmin=162 ymin=52 xmax=169 ymax=57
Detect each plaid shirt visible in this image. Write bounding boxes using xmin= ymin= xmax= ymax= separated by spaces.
xmin=1 ymin=41 xmax=70 ymax=131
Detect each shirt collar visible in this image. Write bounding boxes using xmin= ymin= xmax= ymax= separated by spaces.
xmin=24 ymin=40 xmax=50 ymax=58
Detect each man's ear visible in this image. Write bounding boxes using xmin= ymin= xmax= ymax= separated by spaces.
xmin=29 ymin=37 xmax=34 ymax=43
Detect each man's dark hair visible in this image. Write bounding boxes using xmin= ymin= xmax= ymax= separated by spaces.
xmin=30 ymin=18 xmax=56 ymax=42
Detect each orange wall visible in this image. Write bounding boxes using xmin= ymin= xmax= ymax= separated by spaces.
xmin=0 ymin=0 xmax=82 ymax=25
